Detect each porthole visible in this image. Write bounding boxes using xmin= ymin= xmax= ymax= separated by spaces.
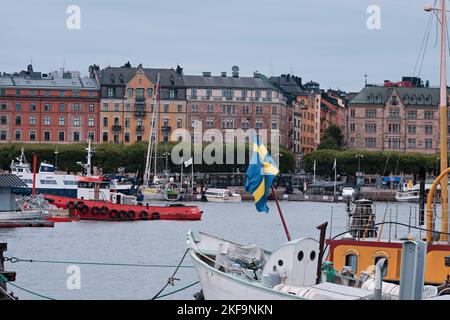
xmin=310 ymin=251 xmax=316 ymax=261
xmin=278 ymin=259 xmax=283 ymax=266
xmin=297 ymin=251 xmax=304 ymax=262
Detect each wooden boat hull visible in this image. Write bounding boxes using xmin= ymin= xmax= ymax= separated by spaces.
xmin=44 ymin=195 xmax=203 ymax=221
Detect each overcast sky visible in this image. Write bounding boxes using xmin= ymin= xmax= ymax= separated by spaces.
xmin=0 ymin=0 xmax=445 ymax=92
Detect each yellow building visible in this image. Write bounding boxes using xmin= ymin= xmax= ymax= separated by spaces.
xmin=98 ymin=64 xmax=186 ymax=144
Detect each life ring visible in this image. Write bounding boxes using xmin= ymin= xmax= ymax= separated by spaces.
xmin=126 ymin=210 xmax=136 ymax=219
xmin=76 ymin=201 xmax=85 ymax=209
xmin=151 ymin=212 xmax=160 ymax=220
xmin=91 ymin=206 xmax=101 ymax=216
xmin=139 ymin=211 xmax=149 ymax=220
xmin=100 ymin=206 xmax=109 ymax=216
xmin=118 ymin=210 xmax=127 ymax=220
xmin=109 ymin=209 xmax=119 ymax=219
xmin=80 ymin=205 xmax=89 ymax=215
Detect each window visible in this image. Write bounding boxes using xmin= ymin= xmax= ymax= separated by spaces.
xmin=89 ymin=104 xmax=94 ymax=112
xmin=1 ymin=103 xmax=6 ymax=110
xmin=88 ymin=132 xmax=95 ymax=141
xmin=191 ymin=88 xmax=197 ymax=99
xmin=243 ymin=105 xmax=249 ymax=114
xmin=125 ymin=103 xmax=131 ymax=112
xmin=125 ymin=117 xmax=130 ymax=127
xmin=255 ymin=90 xmax=261 ymax=99
xmin=107 ymin=87 xmax=114 ymax=97
xmin=15 ymin=116 xmax=21 ymax=125
xmin=424 ymin=111 xmax=434 ymax=120
xmin=242 ymin=118 xmax=250 ymax=129
xmin=74 ymin=117 xmax=80 ymax=127
xmin=408 ymin=125 xmax=416 ymax=134
xmin=58 ymin=131 xmax=65 ymax=141
xmin=407 ymin=111 xmax=417 ymax=119
xmin=177 ymin=105 xmax=182 ymax=113
xmin=388 ymin=137 xmax=401 ymax=149
xmin=15 ymin=89 xmax=21 ymax=96
xmin=44 ymin=103 xmax=51 ymax=111
xmin=365 ymin=109 xmax=376 ymax=118
xmin=59 ymin=91 xmax=65 ymax=97
xmin=73 ymin=132 xmax=80 ymax=142
xmin=222 ymin=118 xmax=235 ymax=129
xmin=350 ymin=123 xmax=355 ymax=132
xmin=255 ymin=120 xmax=262 ymax=129
xmin=365 ymin=137 xmax=376 ymax=148
xmin=256 ymin=106 xmax=263 ymax=114
xmin=103 ymin=117 xmax=108 ymax=127
xmin=74 ymin=104 xmax=80 ymax=112
xmin=102 ymin=132 xmax=108 ymax=142
xmin=59 ymin=117 xmax=65 ymax=126
xmin=425 ymin=125 xmax=433 ymax=135
xmin=191 ymin=104 xmax=199 ymax=112
xmin=222 ymin=89 xmax=234 ymax=98
xmin=272 ymin=106 xmax=278 ymax=115
xmin=365 ymin=123 xmax=376 ymax=133
xmin=30 ymin=103 xmax=36 ymax=111
xmin=125 ymin=132 xmax=130 ymax=143
xmin=177 ymin=118 xmax=182 ymax=128
xmin=408 ymin=138 xmax=416 ymax=149
xmin=223 ymin=105 xmax=235 ymax=114
xmin=44 ymin=116 xmax=51 ymax=126
xmin=206 ymin=119 xmax=214 ymax=129
xmin=388 ymin=108 xmax=399 ymax=118
xmin=137 ymin=134 xmax=142 ymax=142
xmin=0 ymin=116 xmax=6 ymax=125
xmin=15 ymin=103 xmax=21 ymax=111
xmin=266 ymin=90 xmax=272 ymax=101
xmin=206 ymin=89 xmax=212 ymax=98
xmin=127 ymin=88 xmax=133 ymax=97
xmin=425 ymin=138 xmax=433 ymax=149
xmin=88 ymin=117 xmax=94 ymax=127
xmin=391 ymin=96 xmax=398 ymax=105
xmin=58 ymin=103 xmax=65 ymax=111
xmin=44 ymin=131 xmax=51 ymax=141
xmin=114 ymin=103 xmax=120 ymax=112
xmin=15 ymin=130 xmax=21 ymax=140
xmin=0 ymin=131 xmax=6 ymax=140
xmin=29 ymin=116 xmax=36 ymax=125
xmin=29 ymin=130 xmax=36 ymax=141
xmin=344 ymin=254 xmax=358 ymax=272
xmin=169 ymin=90 xmax=176 ymax=99
xmin=102 ymin=103 xmax=108 ymax=112
xmin=388 ymin=123 xmax=401 ymax=133
xmin=147 ymin=88 xmax=153 ymax=97
xmin=271 ymin=121 xmax=278 ymax=129
xmin=374 ymin=256 xmax=388 ymax=271
xmin=164 ymin=104 xmax=169 ymax=113
xmin=350 ymin=109 xmax=355 ymax=118
xmin=207 ymin=105 xmax=214 ymax=113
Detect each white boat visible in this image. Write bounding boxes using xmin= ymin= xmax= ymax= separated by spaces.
xmin=205 ymin=188 xmax=242 ymax=203
xmin=187 ymin=230 xmax=380 ymax=300
xmin=10 ymin=142 xmax=134 ymax=198
xmin=395 ymin=190 xmax=420 ymax=202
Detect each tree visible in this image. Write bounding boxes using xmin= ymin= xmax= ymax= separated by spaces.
xmin=318 ymin=125 xmax=344 ymax=150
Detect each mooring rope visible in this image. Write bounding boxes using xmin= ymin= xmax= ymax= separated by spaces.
xmin=153 ymin=281 xmax=200 ymax=300
xmin=0 ymin=274 xmax=56 ymax=300
xmin=4 ymin=257 xmax=194 ymax=269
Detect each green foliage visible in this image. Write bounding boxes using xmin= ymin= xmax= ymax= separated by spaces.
xmin=304 ymin=149 xmax=441 ymax=176
xmin=0 ymin=142 xmax=296 ymax=174
xmin=318 ymin=125 xmax=344 ymax=150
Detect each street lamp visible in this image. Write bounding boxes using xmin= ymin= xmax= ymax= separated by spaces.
xmin=355 ymin=154 xmax=364 ymax=173
xmin=54 ymin=150 xmax=59 ymax=171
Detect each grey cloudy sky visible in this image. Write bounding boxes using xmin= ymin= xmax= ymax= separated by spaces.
xmin=0 ymin=0 xmax=445 ymax=92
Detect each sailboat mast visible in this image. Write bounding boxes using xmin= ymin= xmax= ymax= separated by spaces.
xmin=154 ymin=73 xmax=160 ymax=178
xmin=439 ymin=0 xmax=448 ymax=242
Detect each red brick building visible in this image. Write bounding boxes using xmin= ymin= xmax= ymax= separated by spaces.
xmin=0 ymin=65 xmax=100 ymax=143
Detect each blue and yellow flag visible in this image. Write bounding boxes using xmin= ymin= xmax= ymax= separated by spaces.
xmin=244 ymin=135 xmax=279 ymax=213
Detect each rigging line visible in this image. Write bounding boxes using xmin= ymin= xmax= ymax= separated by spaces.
xmin=152 ymin=281 xmax=199 ymax=300
xmin=419 ymin=13 xmax=435 ymax=77
xmin=414 ymin=13 xmax=434 ymax=76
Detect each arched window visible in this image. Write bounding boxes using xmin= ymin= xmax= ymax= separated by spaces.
xmin=426 ymin=95 xmax=432 ymax=105
xmin=344 ymin=251 xmax=358 ymax=272
xmin=403 ymin=95 xmax=409 ymax=104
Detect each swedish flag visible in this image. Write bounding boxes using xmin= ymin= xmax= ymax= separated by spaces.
xmin=245 ymin=135 xmax=279 ymax=213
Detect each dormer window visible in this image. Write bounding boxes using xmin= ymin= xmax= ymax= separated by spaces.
xmin=411 ymin=95 xmax=417 ymax=104
xmin=368 ymin=94 xmax=374 ymax=103
xmin=418 ymin=95 xmax=424 ymax=105
xmin=426 ymin=95 xmax=432 ymax=105
xmin=403 ymin=95 xmax=409 ymax=104
xmin=107 ymin=87 xmax=114 ymax=98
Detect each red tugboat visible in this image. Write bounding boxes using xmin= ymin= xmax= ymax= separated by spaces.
xmin=44 ymin=176 xmax=202 ymax=221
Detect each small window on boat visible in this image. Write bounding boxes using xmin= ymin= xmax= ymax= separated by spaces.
xmin=297 ymin=251 xmax=304 ymax=262
xmin=345 ymin=254 xmax=358 ymax=272
xmin=278 ymin=259 xmax=283 ymax=266
xmin=310 ymin=251 xmax=316 ymax=261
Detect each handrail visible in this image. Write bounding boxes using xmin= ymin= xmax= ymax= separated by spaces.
xmin=426 ymin=167 xmax=450 ymax=243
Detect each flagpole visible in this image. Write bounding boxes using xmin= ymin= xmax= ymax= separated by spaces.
xmin=313 ymin=159 xmax=316 ymax=183
xmin=333 ymin=159 xmax=337 ymax=201
xmin=191 ymin=162 xmax=194 ymax=195
xmin=270 ymin=185 xmax=291 ymax=241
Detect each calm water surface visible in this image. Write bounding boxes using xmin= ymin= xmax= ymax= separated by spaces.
xmin=0 ymin=201 xmax=424 ymax=300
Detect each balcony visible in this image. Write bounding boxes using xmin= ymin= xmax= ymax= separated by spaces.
xmin=136 ymin=125 xmax=145 ymax=133
xmin=134 ymin=107 xmax=147 ymax=117
xmin=112 ymin=125 xmax=122 ymax=132
xmin=135 ymin=96 xmax=146 ymax=105
xmin=161 ymin=126 xmax=171 ymax=133
xmin=201 ymin=96 xmax=212 ymax=101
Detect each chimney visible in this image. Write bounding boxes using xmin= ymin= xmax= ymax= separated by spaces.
xmin=232 ymin=66 xmax=239 ymax=78
xmin=202 ymin=72 xmax=211 ymax=77
xmin=221 ymin=72 xmax=227 ymax=77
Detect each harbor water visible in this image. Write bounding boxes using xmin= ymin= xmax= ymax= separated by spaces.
xmin=0 ymin=200 xmax=430 ymax=300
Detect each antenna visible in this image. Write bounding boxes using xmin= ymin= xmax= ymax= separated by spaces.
xmin=364 ymin=74 xmax=368 ymax=86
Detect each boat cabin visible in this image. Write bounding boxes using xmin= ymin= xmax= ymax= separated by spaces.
xmin=77 ymin=176 xmax=137 ymax=205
